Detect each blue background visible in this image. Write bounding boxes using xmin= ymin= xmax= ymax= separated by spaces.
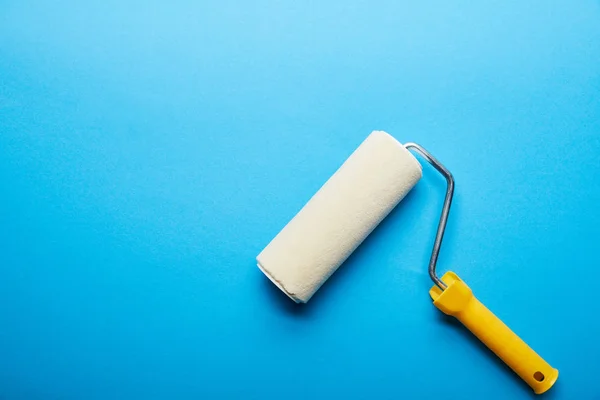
xmin=1 ymin=1 xmax=599 ymax=399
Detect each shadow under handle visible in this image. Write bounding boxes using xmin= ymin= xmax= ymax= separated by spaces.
xmin=430 ymin=271 xmax=558 ymax=394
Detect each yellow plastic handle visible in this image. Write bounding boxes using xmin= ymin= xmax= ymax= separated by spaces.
xmin=430 ymin=272 xmax=558 ymax=394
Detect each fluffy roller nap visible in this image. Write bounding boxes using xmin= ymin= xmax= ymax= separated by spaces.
xmin=257 ymin=131 xmax=422 ymax=303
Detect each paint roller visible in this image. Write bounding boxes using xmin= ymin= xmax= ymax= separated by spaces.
xmin=257 ymin=130 xmax=558 ymax=394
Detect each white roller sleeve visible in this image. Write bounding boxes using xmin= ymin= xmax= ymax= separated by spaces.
xmin=257 ymin=131 xmax=422 ymax=303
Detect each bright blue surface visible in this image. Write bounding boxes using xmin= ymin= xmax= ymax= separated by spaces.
xmin=1 ymin=1 xmax=599 ymax=399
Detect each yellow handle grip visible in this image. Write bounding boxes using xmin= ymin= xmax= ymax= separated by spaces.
xmin=430 ymin=272 xmax=558 ymax=394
